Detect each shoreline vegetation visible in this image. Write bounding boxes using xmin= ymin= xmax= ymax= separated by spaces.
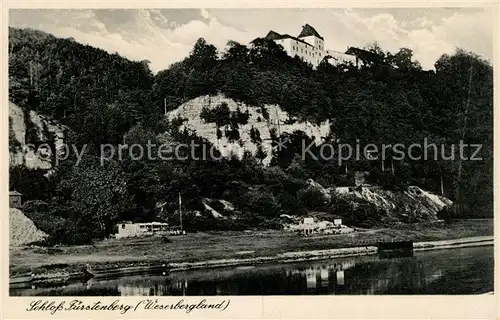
xmin=10 ymin=220 xmax=493 ymax=285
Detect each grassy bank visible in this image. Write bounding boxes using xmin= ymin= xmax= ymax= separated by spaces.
xmin=10 ymin=219 xmax=493 ymax=278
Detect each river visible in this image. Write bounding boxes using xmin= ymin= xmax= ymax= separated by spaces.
xmin=10 ymin=246 xmax=493 ymax=296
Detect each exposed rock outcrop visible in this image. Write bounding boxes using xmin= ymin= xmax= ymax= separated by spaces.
xmin=167 ymin=94 xmax=330 ymax=165
xmin=9 ymin=101 xmax=67 ymax=169
xmin=334 ymin=184 xmax=452 ymax=222
xmin=306 ymin=178 xmax=332 ymax=202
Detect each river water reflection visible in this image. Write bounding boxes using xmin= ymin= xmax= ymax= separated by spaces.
xmin=10 ymin=246 xmax=493 ymax=296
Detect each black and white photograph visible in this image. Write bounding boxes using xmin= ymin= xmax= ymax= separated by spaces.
xmin=6 ymin=6 xmax=494 ymax=303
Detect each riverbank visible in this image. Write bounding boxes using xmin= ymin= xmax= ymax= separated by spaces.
xmin=9 ymin=219 xmax=494 ymax=283
xmin=171 ymin=236 xmax=493 ymax=272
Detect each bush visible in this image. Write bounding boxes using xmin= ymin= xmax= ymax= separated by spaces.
xmin=278 ymin=191 xmax=307 ymax=216
xmin=257 ymin=217 xmax=283 ymax=230
xmin=437 ymin=206 xmax=455 ymax=223
xmin=199 ymin=103 xmax=231 ymax=127
xmin=29 ymin=217 xmax=97 ymax=246
xmin=297 ymin=186 xmax=327 ymax=209
xmin=330 ymin=171 xmax=355 ymax=186
xmin=208 ymin=200 xmax=225 ymax=212
xmin=367 ymin=171 xmax=406 ymax=191
xmin=9 ymin=166 xmax=53 ymax=201
xmin=22 ymin=203 xmax=66 ymax=237
xmin=329 ymin=196 xmax=383 ymax=228
xmin=23 ymin=199 xmax=104 ymax=246
xmin=350 ymin=202 xmax=384 ymax=228
xmin=22 ymin=200 xmax=49 ymax=214
xmin=241 ymin=188 xmax=280 ymax=218
xmin=183 ymin=213 xmax=248 ymax=231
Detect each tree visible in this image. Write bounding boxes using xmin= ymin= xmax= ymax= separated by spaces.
xmin=8 ymin=118 xmax=21 ymax=153
xmin=297 ymin=186 xmax=327 ymax=209
xmin=387 ymin=48 xmax=422 ymax=73
xmin=64 ymin=157 xmax=133 ymax=237
xmin=185 ymin=38 xmax=219 ymax=96
xmin=9 ymin=166 xmax=53 ymax=201
xmin=123 ymin=122 xmax=158 ymax=146
xmin=223 ymin=40 xmax=250 ymax=63
xmin=433 ymin=49 xmax=492 ymax=217
xmin=242 ymin=188 xmax=280 ymax=218
xmin=255 ymin=144 xmax=267 ymax=164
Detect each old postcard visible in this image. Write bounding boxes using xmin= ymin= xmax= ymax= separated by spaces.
xmin=2 ymin=1 xmax=498 ymax=319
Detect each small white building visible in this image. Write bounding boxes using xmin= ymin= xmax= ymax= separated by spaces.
xmin=303 ymin=217 xmax=314 ymax=224
xmin=284 ymin=217 xmax=350 ymax=236
xmin=115 ymin=221 xmax=180 ymax=239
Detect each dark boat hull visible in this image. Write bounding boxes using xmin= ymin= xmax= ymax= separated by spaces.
xmin=85 ymin=264 xmax=169 ymax=280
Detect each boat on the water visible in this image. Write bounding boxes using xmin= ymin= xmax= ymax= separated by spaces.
xmin=10 ymin=263 xmax=170 ymax=286
xmin=84 ymin=263 xmax=170 ymax=279
xmin=9 ymin=275 xmax=33 ymax=285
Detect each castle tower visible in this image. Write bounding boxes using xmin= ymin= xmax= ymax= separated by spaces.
xmin=296 ymin=24 xmax=325 ymax=66
xmin=297 ymin=24 xmax=324 ymax=51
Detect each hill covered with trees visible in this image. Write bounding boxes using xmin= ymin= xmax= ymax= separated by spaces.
xmin=8 ymin=27 xmax=493 ymax=245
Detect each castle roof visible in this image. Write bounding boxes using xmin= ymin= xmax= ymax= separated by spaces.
xmin=345 ymin=46 xmax=377 ymax=57
xmin=264 ymin=30 xmax=282 ymax=40
xmin=298 ymin=24 xmax=324 ymax=40
xmin=262 ymin=30 xmax=313 ymax=47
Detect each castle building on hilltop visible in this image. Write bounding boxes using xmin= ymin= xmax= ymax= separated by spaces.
xmin=257 ymin=24 xmax=359 ymax=68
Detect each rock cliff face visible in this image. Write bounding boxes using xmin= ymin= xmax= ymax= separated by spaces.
xmin=167 ymin=94 xmax=330 ymax=165
xmin=334 ymin=185 xmax=452 ymax=222
xmin=302 ymin=178 xmax=451 ymax=223
xmin=9 ymin=101 xmax=66 ymax=169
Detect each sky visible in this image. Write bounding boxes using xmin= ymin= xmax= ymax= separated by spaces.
xmin=9 ymin=8 xmax=494 ymax=73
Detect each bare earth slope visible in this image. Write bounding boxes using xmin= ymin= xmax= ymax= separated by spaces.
xmin=10 ymin=208 xmax=47 ymax=246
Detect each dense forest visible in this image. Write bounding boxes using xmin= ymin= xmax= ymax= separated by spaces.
xmin=8 ymin=27 xmax=493 ymax=245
